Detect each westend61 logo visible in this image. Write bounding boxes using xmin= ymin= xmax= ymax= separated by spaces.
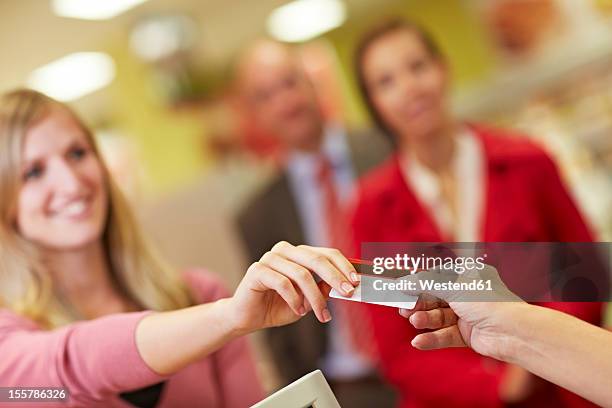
xmin=372 ymin=253 xmax=488 ymax=275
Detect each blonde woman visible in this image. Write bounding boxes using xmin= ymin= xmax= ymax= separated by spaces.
xmin=0 ymin=89 xmax=360 ymax=407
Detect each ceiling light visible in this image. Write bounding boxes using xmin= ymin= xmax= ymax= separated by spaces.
xmin=267 ymin=0 xmax=347 ymax=43
xmin=52 ymin=0 xmax=149 ymax=20
xmin=130 ymin=15 xmax=196 ymax=62
xmin=27 ymin=52 xmax=116 ymax=101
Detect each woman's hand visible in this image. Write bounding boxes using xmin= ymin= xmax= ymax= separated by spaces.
xmin=398 ymin=265 xmax=538 ymax=402
xmin=227 ymin=241 xmax=359 ymax=335
xmin=398 ymin=265 xmax=527 ymax=362
xmin=401 ymin=296 xmax=528 ymax=361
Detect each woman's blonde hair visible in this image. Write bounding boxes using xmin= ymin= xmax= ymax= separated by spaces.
xmin=0 ymin=89 xmax=193 ymax=328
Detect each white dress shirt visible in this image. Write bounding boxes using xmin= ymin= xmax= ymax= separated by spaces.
xmin=286 ymin=125 xmax=372 ymax=380
xmin=400 ymin=128 xmax=486 ymax=242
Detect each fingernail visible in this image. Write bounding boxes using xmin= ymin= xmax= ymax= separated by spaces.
xmin=322 ymin=308 xmax=332 ymax=322
xmin=351 ymin=272 xmax=361 ymax=283
xmin=341 ymin=282 xmax=354 ymax=295
xmin=298 ymin=306 xmax=306 ymax=316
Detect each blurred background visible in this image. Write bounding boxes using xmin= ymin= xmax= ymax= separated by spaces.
xmin=2 ymin=0 xmax=611 ymax=390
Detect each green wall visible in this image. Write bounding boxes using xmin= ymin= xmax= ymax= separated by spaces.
xmin=326 ymin=0 xmax=497 ymax=127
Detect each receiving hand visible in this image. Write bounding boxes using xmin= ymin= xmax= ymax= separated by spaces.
xmin=398 ymin=265 xmax=527 ymax=362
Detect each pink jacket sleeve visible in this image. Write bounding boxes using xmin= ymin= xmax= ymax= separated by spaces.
xmin=0 ymin=269 xmax=265 ymax=407
xmin=0 ymin=309 xmax=165 ymax=406
xmin=182 ymin=269 xmax=265 ymax=407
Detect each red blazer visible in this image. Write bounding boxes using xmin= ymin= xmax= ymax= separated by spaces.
xmin=351 ymin=125 xmax=602 ymax=408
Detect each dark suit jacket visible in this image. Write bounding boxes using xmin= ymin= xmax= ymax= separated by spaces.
xmin=236 ymin=128 xmax=391 ymax=383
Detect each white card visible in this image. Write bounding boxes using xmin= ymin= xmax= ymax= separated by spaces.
xmin=329 ymin=282 xmax=417 ymax=309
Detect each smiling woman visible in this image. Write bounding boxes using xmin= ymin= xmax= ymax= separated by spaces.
xmin=0 ymin=89 xmax=192 ymax=328
xmin=18 ymin=108 xmax=109 ymax=249
xmin=0 ymin=89 xmax=360 ymax=407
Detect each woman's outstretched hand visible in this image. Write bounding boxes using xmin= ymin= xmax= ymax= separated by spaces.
xmin=227 ymin=241 xmax=359 ymax=335
xmin=136 ymin=242 xmax=357 ymax=376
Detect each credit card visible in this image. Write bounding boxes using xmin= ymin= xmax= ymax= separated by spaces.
xmin=329 ymin=285 xmax=417 ymax=309
xmin=329 ymin=259 xmax=417 ymax=309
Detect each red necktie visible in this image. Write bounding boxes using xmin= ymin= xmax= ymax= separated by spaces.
xmin=316 ymin=156 xmax=378 ymax=362
xmin=316 ymin=156 xmax=347 ymax=249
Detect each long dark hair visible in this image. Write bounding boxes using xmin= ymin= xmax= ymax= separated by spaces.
xmin=354 ymin=19 xmax=444 ymax=145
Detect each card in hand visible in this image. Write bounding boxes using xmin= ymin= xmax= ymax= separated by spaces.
xmin=328 ymin=259 xmax=417 ymax=309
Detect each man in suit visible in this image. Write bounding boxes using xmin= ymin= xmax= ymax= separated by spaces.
xmin=234 ymin=39 xmax=394 ymax=407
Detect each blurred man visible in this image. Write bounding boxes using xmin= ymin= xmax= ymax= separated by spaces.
xmin=234 ymin=39 xmax=394 ymax=407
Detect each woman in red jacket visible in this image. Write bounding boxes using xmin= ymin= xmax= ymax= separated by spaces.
xmin=351 ymin=19 xmax=602 ymax=407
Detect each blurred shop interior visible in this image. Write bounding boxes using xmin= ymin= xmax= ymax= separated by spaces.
xmin=2 ymin=0 xmax=612 ymax=389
